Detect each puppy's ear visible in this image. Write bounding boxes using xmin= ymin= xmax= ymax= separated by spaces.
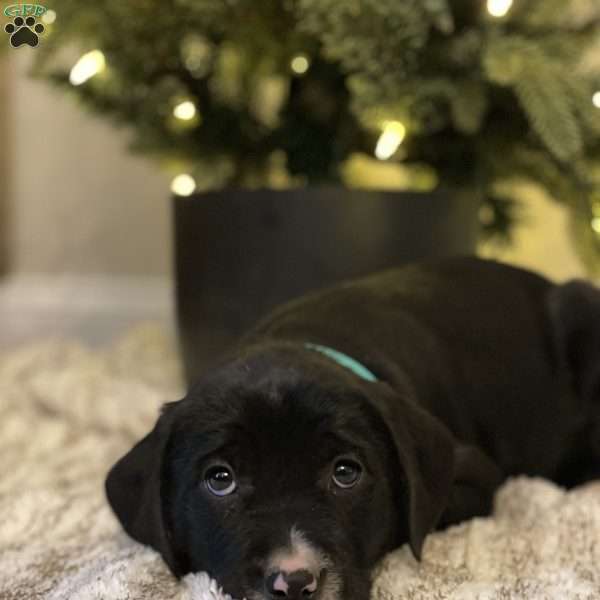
xmin=440 ymin=443 xmax=503 ymax=529
xmin=105 ymin=403 xmax=181 ymax=575
xmin=367 ymin=383 xmax=456 ymax=560
xmin=547 ymin=280 xmax=600 ymax=401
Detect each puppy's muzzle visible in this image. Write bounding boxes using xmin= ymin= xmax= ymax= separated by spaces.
xmin=265 ymin=568 xmax=319 ymax=599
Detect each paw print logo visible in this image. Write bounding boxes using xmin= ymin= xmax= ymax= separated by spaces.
xmin=4 ymin=16 xmax=45 ymax=48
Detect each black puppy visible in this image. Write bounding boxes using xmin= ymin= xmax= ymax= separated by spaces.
xmin=106 ymin=257 xmax=600 ymax=600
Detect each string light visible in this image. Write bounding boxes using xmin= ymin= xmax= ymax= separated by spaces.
xmin=290 ymin=54 xmax=310 ymax=75
xmin=69 ymin=50 xmax=106 ymax=86
xmin=173 ymin=100 xmax=197 ymax=121
xmin=171 ymin=174 xmax=196 ymax=196
xmin=593 ymin=92 xmax=600 ymax=109
xmin=487 ymin=0 xmax=513 ymax=18
xmin=42 ymin=9 xmax=56 ymax=24
xmin=592 ymin=217 xmax=600 ymax=234
xmin=375 ymin=121 xmax=406 ymax=161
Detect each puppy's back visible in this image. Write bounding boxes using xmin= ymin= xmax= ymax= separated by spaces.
xmin=246 ymin=257 xmax=577 ymax=477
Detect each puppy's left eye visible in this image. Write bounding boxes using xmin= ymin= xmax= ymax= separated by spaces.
xmin=332 ymin=459 xmax=362 ymax=489
xmin=204 ymin=465 xmax=237 ymax=496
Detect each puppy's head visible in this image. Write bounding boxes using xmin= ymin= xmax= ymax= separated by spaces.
xmin=106 ymin=345 xmax=457 ymax=600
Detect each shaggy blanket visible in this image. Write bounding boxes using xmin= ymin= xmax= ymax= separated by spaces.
xmin=2 ymin=325 xmax=600 ymax=600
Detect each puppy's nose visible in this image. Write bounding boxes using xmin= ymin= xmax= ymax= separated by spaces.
xmin=265 ymin=569 xmax=319 ymax=599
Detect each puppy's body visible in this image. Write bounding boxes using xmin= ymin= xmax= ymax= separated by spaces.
xmin=245 ymin=257 xmax=585 ymax=482
xmin=107 ymin=258 xmax=600 ymax=600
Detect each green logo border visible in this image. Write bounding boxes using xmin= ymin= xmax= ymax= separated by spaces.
xmin=4 ymin=4 xmax=47 ymax=18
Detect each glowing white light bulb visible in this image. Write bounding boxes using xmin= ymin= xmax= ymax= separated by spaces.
xmin=593 ymin=92 xmax=600 ymax=109
xmin=375 ymin=121 xmax=406 ymax=161
xmin=592 ymin=217 xmax=600 ymax=234
xmin=171 ymin=174 xmax=196 ymax=197
xmin=487 ymin=0 xmax=513 ymax=18
xmin=290 ymin=55 xmax=310 ymax=75
xmin=173 ymin=100 xmax=197 ymax=121
xmin=69 ymin=50 xmax=106 ymax=86
xmin=42 ymin=9 xmax=56 ymax=24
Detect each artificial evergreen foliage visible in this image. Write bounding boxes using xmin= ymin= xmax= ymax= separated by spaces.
xmin=7 ymin=0 xmax=600 ymax=262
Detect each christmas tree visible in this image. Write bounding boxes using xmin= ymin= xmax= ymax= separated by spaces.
xmin=8 ymin=0 xmax=600 ymax=266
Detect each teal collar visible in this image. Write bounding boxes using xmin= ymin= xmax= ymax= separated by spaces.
xmin=304 ymin=343 xmax=377 ymax=382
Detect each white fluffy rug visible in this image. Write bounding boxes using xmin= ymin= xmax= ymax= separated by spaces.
xmin=2 ymin=325 xmax=600 ymax=600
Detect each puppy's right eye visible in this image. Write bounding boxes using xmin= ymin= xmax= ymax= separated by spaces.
xmin=332 ymin=459 xmax=362 ymax=489
xmin=204 ymin=465 xmax=237 ymax=496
